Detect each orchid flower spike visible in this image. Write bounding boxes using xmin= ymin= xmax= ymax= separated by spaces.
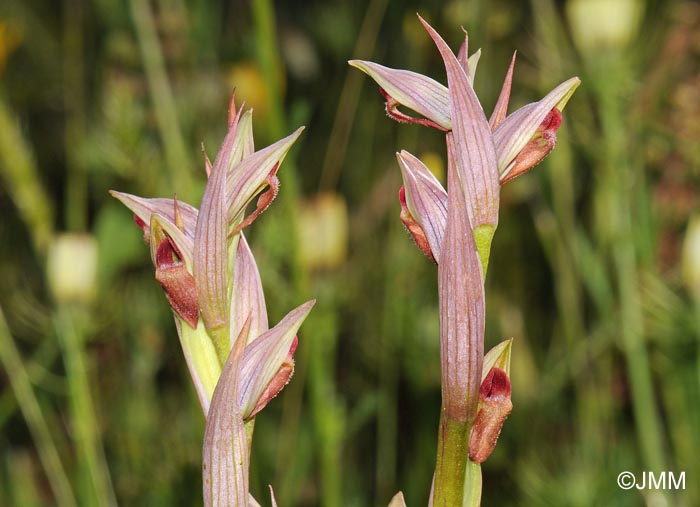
xmin=351 ymin=16 xmax=576 ymax=506
xmin=111 ymin=93 xmax=315 ymax=507
xmin=352 ymin=16 xmax=579 ymax=268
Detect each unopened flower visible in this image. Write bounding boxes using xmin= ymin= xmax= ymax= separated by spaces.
xmin=468 ymin=367 xmax=513 ymax=464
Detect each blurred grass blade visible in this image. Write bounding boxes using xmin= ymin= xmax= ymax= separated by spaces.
xmin=0 ymin=95 xmax=54 ymax=255
xmin=0 ymin=305 xmax=76 ymax=507
xmin=55 ymin=307 xmax=118 ymax=507
xmin=128 ymin=0 xmax=192 ymax=194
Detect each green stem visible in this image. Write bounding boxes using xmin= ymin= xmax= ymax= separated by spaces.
xmin=208 ymin=325 xmax=231 ymax=366
xmin=0 ymin=305 xmax=76 ymax=507
xmin=251 ymin=0 xmax=285 ymax=139
xmin=249 ymin=2 xmax=322 ymax=506
xmin=55 ymin=306 xmax=117 ymax=507
xmin=615 ymin=245 xmax=665 ymax=470
xmin=63 ymin=0 xmax=87 ymax=232
xmin=473 ymin=224 xmax=495 ymax=277
xmin=318 ymin=0 xmax=389 ymax=191
xmin=433 ymin=412 xmax=469 ymax=507
xmin=596 ymin=67 xmax=666 ymax=472
xmin=463 ymin=460 xmax=482 ymax=507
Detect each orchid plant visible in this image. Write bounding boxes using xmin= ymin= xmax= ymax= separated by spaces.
xmin=111 ymin=94 xmax=314 ymax=507
xmin=351 ymin=16 xmax=579 ymax=507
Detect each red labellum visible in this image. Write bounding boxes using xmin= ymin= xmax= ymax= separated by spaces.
xmin=500 ymin=109 xmax=563 ymax=185
xmin=230 ymin=165 xmax=281 ymax=238
xmin=380 ymin=88 xmax=450 ymax=132
xmin=154 ymin=238 xmax=199 ymax=328
xmin=399 ymin=187 xmax=437 ymax=263
xmin=133 ymin=214 xmax=149 ymax=243
xmin=468 ymin=367 xmax=513 ymax=463
xmin=245 ymin=335 xmax=299 ymax=421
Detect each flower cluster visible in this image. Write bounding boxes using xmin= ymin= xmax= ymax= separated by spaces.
xmin=112 ymin=94 xmax=313 ymax=506
xmin=351 ymin=16 xmax=579 ymax=506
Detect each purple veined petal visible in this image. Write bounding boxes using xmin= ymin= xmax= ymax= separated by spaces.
xmin=237 ymin=300 xmax=315 ymax=420
xmin=209 ymin=101 xmax=249 ymax=179
xmin=397 ymin=150 xmax=447 ymax=263
xmin=224 ymin=109 xmax=255 ymax=173
xmin=457 ymin=33 xmax=468 ymax=72
xmin=110 ymin=191 xmax=199 ymax=241
xmin=489 ymin=51 xmax=517 ymax=130
xmin=226 ymin=128 xmax=304 ymax=225
xmin=239 ymin=109 xmax=255 ymax=160
xmin=195 ymin=134 xmax=230 ymax=332
xmin=457 ymin=33 xmax=481 ymax=87
xmin=494 ymin=76 xmax=580 ymax=175
xmin=420 ymin=15 xmax=500 ymax=230
xmin=248 ymin=494 xmax=262 ymax=507
xmin=348 ymin=60 xmax=452 ymax=130
xmin=230 ymin=233 xmax=269 ymax=347
xmin=438 ymin=134 xmax=486 ymax=422
xmin=202 ymin=321 xmax=249 ymax=507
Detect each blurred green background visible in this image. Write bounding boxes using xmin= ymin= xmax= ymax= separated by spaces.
xmin=1 ymin=0 xmax=699 ymax=505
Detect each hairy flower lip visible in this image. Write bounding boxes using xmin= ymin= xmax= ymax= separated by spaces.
xmin=468 ymin=367 xmax=513 ymax=464
xmin=399 ymin=186 xmax=437 ymax=263
xmin=148 ymin=214 xmax=198 ymax=329
xmin=153 ymin=236 xmax=199 ymax=328
xmin=500 ymin=108 xmax=563 ymax=184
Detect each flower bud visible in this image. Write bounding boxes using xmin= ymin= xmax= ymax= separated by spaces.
xmin=468 ymin=367 xmax=512 ymax=463
xmin=47 ymin=233 xmax=98 ymax=304
xmin=682 ymin=215 xmax=700 ymax=300
xmin=298 ymin=193 xmax=348 ymax=271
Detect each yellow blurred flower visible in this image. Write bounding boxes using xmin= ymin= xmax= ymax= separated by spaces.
xmin=297 ymin=193 xmax=348 ymax=271
xmin=0 ymin=21 xmax=22 ymax=75
xmin=47 ymin=233 xmax=99 ymax=304
xmin=226 ymin=61 xmax=287 ymax=124
xmin=419 ymin=150 xmax=445 ymax=183
xmin=567 ymin=0 xmax=643 ymax=53
xmin=682 ymin=215 xmax=700 ymax=300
